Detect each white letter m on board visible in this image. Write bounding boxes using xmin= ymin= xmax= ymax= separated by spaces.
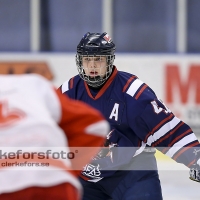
xmin=109 ymin=103 xmax=119 ymax=121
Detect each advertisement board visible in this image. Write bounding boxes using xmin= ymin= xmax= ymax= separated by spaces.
xmin=0 ymin=53 xmax=199 ymax=136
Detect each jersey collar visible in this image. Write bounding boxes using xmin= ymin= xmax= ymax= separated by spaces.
xmin=84 ymin=66 xmax=118 ymax=100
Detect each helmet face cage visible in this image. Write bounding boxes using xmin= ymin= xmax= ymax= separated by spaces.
xmin=76 ymin=54 xmax=115 ymax=88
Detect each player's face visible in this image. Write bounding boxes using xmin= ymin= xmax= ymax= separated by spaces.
xmin=82 ymin=56 xmax=107 ymax=78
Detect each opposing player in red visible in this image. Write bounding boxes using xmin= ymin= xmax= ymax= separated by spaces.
xmin=59 ymin=32 xmax=200 ymax=200
xmin=0 ymin=74 xmax=109 ymax=200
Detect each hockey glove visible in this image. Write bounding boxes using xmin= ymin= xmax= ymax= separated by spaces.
xmin=189 ymin=159 xmax=200 ymax=183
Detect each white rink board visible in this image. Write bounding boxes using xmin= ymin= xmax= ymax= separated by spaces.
xmin=0 ymin=53 xmax=200 ymax=135
xmin=0 ymin=53 xmax=200 ymax=199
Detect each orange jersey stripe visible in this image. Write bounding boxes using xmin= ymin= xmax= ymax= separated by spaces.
xmin=144 ymin=113 xmax=174 ymax=143
xmin=173 ymin=141 xmax=200 ymax=161
xmin=135 ymin=84 xmax=148 ymax=100
xmin=69 ymin=77 xmax=74 ymax=89
xmin=167 ymin=128 xmax=192 ymax=147
xmin=152 ymin=122 xmax=184 ymax=147
xmin=122 ymin=76 xmax=137 ymax=92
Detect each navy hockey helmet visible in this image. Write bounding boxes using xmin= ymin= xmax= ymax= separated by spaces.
xmin=76 ymin=32 xmax=116 ymax=87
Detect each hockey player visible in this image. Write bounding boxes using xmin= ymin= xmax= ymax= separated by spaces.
xmin=59 ymin=32 xmax=200 ymax=200
xmin=0 ymin=74 xmax=109 ymax=200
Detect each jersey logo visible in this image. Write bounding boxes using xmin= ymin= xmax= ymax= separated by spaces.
xmin=107 ymin=99 xmax=125 ymax=125
xmin=103 ymin=34 xmax=112 ymax=43
xmin=109 ymin=103 xmax=119 ymax=121
xmin=82 ymin=164 xmax=101 ymax=179
xmin=193 ymin=149 xmax=200 ymax=156
xmin=0 ymin=101 xmax=26 ymax=127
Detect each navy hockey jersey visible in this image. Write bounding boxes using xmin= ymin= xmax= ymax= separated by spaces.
xmin=60 ymin=66 xmax=200 ymax=181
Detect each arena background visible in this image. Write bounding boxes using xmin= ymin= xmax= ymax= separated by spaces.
xmin=0 ymin=1 xmax=200 ymax=199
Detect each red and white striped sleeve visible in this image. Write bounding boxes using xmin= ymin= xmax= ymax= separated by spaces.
xmin=55 ymin=89 xmax=109 ymax=170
